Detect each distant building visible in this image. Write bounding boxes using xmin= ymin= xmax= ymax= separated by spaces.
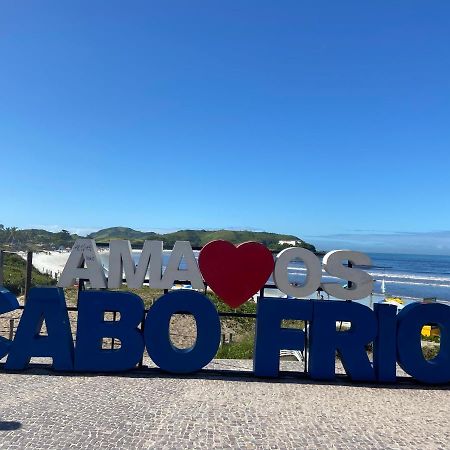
xmin=278 ymin=240 xmax=301 ymax=246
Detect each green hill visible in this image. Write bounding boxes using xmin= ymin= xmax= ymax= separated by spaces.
xmin=0 ymin=225 xmax=316 ymax=252
xmin=0 ymin=225 xmax=77 ymax=251
xmin=87 ymin=227 xmax=158 ymax=242
xmin=88 ymin=227 xmax=316 ymax=252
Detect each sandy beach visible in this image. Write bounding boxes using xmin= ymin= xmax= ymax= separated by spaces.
xmin=18 ymin=250 xmax=70 ymax=279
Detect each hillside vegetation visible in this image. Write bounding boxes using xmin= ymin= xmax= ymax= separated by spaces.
xmin=88 ymin=227 xmax=316 ymax=252
xmin=0 ymin=225 xmax=76 ymax=251
xmin=0 ymin=225 xmax=316 ymax=252
xmin=1 ymin=252 xmax=56 ymax=295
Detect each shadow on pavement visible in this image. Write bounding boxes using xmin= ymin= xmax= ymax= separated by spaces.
xmin=0 ymin=421 xmax=22 ymax=431
xmin=0 ymin=362 xmax=449 ymax=391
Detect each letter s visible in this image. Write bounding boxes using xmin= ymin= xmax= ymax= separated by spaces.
xmin=321 ymin=250 xmax=373 ymax=300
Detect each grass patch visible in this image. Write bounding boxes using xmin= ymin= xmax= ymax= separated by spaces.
xmin=421 ymin=334 xmax=440 ymax=343
xmin=60 ymin=285 xmax=164 ymax=307
xmin=422 ymin=345 xmax=440 ymax=360
xmin=216 ymin=333 xmax=254 ymax=359
xmin=2 ymin=252 xmax=55 ymax=295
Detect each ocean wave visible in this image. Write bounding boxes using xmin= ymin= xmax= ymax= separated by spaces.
xmin=381 ymin=279 xmax=450 ymax=288
xmin=286 ymin=265 xmax=450 ymax=284
xmin=288 ymin=266 xmax=450 ymax=283
xmin=367 ymin=271 xmax=450 ymax=284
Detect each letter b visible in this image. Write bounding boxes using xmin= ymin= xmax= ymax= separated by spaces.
xmin=75 ymin=291 xmax=145 ymax=372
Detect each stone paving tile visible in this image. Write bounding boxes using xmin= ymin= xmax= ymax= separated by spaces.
xmin=0 ymin=360 xmax=448 ymax=449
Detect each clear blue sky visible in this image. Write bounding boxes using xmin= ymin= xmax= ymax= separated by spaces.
xmin=2 ymin=2 xmax=450 ymax=253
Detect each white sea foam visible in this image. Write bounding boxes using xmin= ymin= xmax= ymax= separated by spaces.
xmin=380 ymin=279 xmax=450 ymax=288
xmin=367 ymin=271 xmax=450 ymax=284
xmin=286 ymin=264 xmax=450 ymax=285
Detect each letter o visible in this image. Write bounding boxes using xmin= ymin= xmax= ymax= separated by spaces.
xmin=273 ymin=248 xmax=322 ymax=298
xmin=397 ymin=303 xmax=450 ymax=384
xmin=144 ymin=291 xmax=221 ymax=373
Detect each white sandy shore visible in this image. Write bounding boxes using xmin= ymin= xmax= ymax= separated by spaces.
xmin=17 ymin=250 xmax=70 ymax=279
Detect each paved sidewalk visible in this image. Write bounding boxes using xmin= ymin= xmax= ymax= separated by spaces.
xmin=0 ymin=360 xmax=448 ymax=449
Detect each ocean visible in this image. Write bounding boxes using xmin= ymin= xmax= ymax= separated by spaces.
xmin=285 ymin=252 xmax=450 ymax=302
xmin=366 ymin=252 xmax=450 ymax=301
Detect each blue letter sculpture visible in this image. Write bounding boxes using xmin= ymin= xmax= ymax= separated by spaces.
xmin=373 ymin=303 xmax=397 ymax=382
xmin=0 ymin=287 xmax=20 ymax=359
xmin=6 ymin=287 xmax=74 ymax=370
xmin=1 ymin=284 xmax=449 ymax=384
xmin=145 ymin=291 xmax=221 ymax=373
xmin=75 ymin=290 xmax=145 ymax=372
xmin=254 ymin=298 xmax=313 ymax=377
xmin=309 ymin=301 xmax=377 ymax=381
xmin=397 ymin=303 xmax=450 ymax=384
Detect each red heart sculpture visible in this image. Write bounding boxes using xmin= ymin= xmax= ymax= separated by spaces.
xmin=198 ymin=240 xmax=274 ymax=308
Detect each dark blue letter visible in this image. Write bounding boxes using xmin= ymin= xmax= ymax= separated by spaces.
xmin=373 ymin=303 xmax=397 ymax=383
xmin=397 ymin=303 xmax=450 ymax=384
xmin=309 ymin=301 xmax=376 ymax=381
xmin=145 ymin=291 xmax=220 ymax=373
xmin=75 ymin=290 xmax=145 ymax=372
xmin=254 ymin=298 xmax=312 ymax=377
xmin=0 ymin=287 xmax=20 ymax=359
xmin=6 ymin=287 xmax=73 ymax=370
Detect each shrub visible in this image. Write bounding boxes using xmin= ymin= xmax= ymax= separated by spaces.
xmin=2 ymin=252 xmax=55 ymax=295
